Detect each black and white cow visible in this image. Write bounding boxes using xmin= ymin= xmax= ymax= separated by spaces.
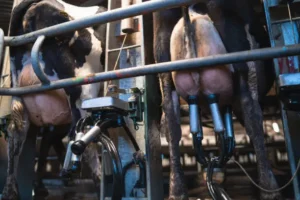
xmin=2 ymin=0 xmax=106 ymax=199
xmin=153 ymin=0 xmax=281 ymax=199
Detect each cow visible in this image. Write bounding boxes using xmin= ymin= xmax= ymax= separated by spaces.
xmin=153 ymin=0 xmax=282 ymax=199
xmin=2 ymin=0 xmax=106 ymax=199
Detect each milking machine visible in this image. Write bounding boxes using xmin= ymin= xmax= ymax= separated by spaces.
xmin=61 ymin=87 xmax=146 ymax=200
xmin=188 ymin=94 xmax=235 ymax=200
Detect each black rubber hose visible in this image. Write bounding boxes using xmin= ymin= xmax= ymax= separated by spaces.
xmin=213 ymin=183 xmax=231 ymax=200
xmin=101 ymin=134 xmax=123 ymax=200
xmin=206 ymin=161 xmax=218 ymax=200
xmin=207 ymin=159 xmax=231 ymax=200
xmin=75 ymin=118 xmax=84 ymax=134
xmin=192 ymin=134 xmax=207 ymax=165
xmin=226 ymin=137 xmax=235 ymax=161
xmin=122 ymin=124 xmax=140 ymax=151
xmin=217 ymin=133 xmax=227 ymax=166
xmin=137 ymin=161 xmax=146 ymax=188
xmin=80 ymin=116 xmax=93 ymax=132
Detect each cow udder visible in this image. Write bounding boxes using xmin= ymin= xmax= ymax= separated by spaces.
xmin=18 ymin=64 xmax=72 ymax=126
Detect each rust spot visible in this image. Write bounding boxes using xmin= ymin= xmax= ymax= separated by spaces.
xmin=83 ymin=74 xmax=96 ymax=84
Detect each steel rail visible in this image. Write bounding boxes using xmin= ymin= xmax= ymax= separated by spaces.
xmin=31 ymin=35 xmax=51 ymax=85
xmin=4 ymin=0 xmax=198 ymax=46
xmin=0 ymin=44 xmax=299 ymax=96
xmin=0 ymin=29 xmax=4 ymax=65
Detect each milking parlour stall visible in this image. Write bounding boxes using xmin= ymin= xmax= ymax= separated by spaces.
xmin=0 ymin=0 xmax=299 ymax=200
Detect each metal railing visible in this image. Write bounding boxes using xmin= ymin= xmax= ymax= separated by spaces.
xmin=0 ymin=0 xmax=300 ymax=97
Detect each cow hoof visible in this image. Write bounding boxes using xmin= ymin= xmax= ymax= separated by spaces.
xmin=2 ymin=176 xmax=19 ymax=200
xmin=168 ymin=195 xmax=189 ymax=200
xmin=33 ymin=181 xmax=49 ymax=198
xmin=260 ymin=191 xmax=283 ymax=200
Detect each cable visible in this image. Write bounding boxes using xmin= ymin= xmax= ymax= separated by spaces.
xmin=106 ymin=33 xmax=128 ymax=94
xmin=100 ymin=134 xmax=123 ymax=200
xmin=213 ymin=183 xmax=231 ymax=200
xmin=122 ymin=124 xmax=140 ymax=151
xmin=217 ymin=133 xmax=227 ymax=166
xmin=207 ymin=158 xmax=231 ymax=200
xmin=231 ymin=158 xmax=300 ymax=193
xmin=137 ymin=161 xmax=146 ymax=188
xmin=75 ymin=118 xmax=84 ymax=134
xmin=206 ymin=160 xmax=219 ymax=200
xmin=80 ymin=116 xmax=93 ymax=133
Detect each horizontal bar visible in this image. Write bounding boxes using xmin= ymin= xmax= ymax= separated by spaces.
xmin=0 ymin=44 xmax=300 ymax=96
xmin=108 ymin=44 xmax=141 ymax=53
xmin=4 ymin=0 xmax=197 ymax=46
xmin=272 ymin=17 xmax=300 ymax=25
xmin=31 ymin=35 xmax=51 ymax=85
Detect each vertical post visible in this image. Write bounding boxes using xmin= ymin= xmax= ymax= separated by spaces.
xmin=102 ymin=0 xmax=164 ymax=199
xmin=263 ymin=0 xmax=300 ymax=199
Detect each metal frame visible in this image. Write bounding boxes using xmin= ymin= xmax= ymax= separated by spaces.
xmin=0 ymin=0 xmax=300 ymax=199
xmin=3 ymin=0 xmax=197 ymax=46
xmin=263 ymin=0 xmax=300 ymax=199
xmin=0 ymin=0 xmax=299 ymax=97
xmin=0 ymin=43 xmax=300 ymax=96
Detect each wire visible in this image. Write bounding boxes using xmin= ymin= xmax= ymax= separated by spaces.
xmin=231 ymin=158 xmax=300 ymax=193
xmin=206 ymin=160 xmax=219 ymax=200
xmin=80 ymin=116 xmax=92 ymax=133
xmin=101 ymin=134 xmax=123 ymax=200
xmin=122 ymin=124 xmax=140 ymax=152
xmin=207 ymin=158 xmax=232 ymax=200
xmin=106 ymin=34 xmax=128 ymax=93
xmin=75 ymin=118 xmax=84 ymax=134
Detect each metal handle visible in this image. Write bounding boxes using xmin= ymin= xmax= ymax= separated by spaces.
xmin=31 ymin=35 xmax=50 ymax=85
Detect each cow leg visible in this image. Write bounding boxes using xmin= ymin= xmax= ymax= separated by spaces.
xmin=160 ymin=73 xmax=188 ymax=200
xmin=235 ymin=73 xmax=282 ymax=200
xmin=51 ymin=124 xmax=69 ymax=165
xmin=35 ymin=124 xmax=68 ymax=196
xmin=2 ymin=99 xmax=30 ymax=200
xmin=82 ymin=143 xmax=101 ymax=198
xmin=35 ymin=130 xmax=52 ymax=197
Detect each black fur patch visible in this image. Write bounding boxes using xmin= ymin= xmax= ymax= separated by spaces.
xmin=69 ymin=29 xmax=92 ymax=67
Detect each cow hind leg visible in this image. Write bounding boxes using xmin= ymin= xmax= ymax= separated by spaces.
xmin=160 ymin=73 xmax=188 ymax=200
xmin=35 ymin=125 xmax=68 ymax=196
xmin=235 ymin=75 xmax=282 ymax=200
xmin=35 ymin=130 xmax=52 ymax=197
xmin=2 ymin=99 xmax=30 ymax=200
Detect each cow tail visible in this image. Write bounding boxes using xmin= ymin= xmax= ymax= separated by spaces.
xmin=181 ymin=6 xmax=199 ymax=84
xmin=8 ymin=97 xmax=25 ymax=133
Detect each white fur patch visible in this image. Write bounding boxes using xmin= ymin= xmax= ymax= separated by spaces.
xmin=247 ymin=61 xmax=258 ymax=101
xmin=244 ymin=24 xmax=259 ymax=50
xmin=244 ymin=24 xmax=259 ymax=101
xmin=56 ymin=0 xmax=99 ymax=19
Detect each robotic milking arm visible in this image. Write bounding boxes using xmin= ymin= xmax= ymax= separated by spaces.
xmin=61 ymin=86 xmax=146 ymax=200
xmin=60 ymin=90 xmax=236 ymax=200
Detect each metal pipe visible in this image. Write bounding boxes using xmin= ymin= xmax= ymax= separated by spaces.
xmin=31 ymin=35 xmax=50 ymax=85
xmin=121 ymin=0 xmax=135 ymax=34
xmin=4 ymin=0 xmax=198 ymax=46
xmin=0 ymin=29 xmax=4 ymax=66
xmin=0 ymin=44 xmax=300 ymax=96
